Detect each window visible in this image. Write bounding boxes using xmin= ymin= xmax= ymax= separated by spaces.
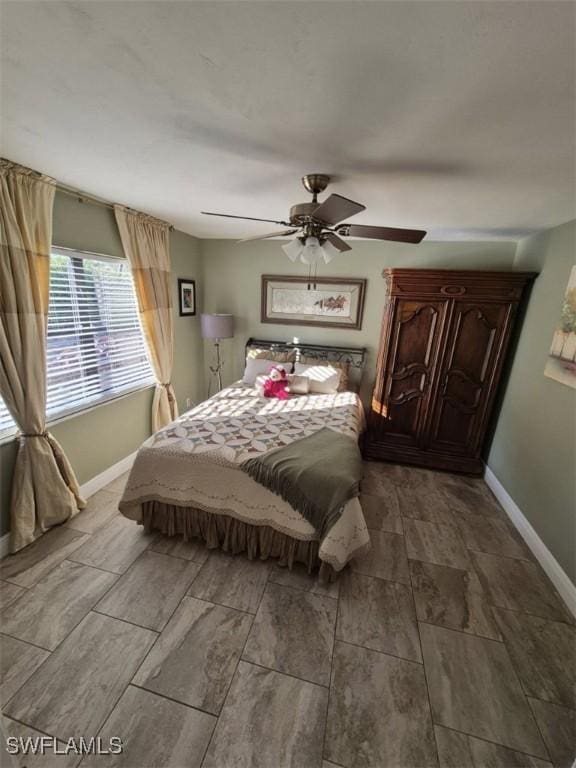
xmin=0 ymin=248 xmax=155 ymax=436
xmin=46 ymin=248 xmax=155 ymax=419
xmin=0 ymin=396 xmax=13 ymax=435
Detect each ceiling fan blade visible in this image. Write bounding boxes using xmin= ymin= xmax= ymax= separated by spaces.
xmin=323 ymin=231 xmax=352 ymax=252
xmin=342 ymin=224 xmax=426 ymax=243
xmin=237 ymin=229 xmax=298 ymax=243
xmin=312 ymin=194 xmax=366 ymax=226
xmin=201 ymin=211 xmax=291 ymax=226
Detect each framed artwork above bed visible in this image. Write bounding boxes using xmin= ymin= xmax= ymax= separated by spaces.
xmin=261 ymin=275 xmax=366 ymax=330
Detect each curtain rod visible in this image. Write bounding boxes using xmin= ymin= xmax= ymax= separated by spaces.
xmin=0 ymin=159 xmax=174 ymax=231
xmin=56 ymin=183 xmax=175 ymax=230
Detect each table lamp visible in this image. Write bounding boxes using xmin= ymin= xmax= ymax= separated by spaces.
xmin=201 ymin=313 xmax=234 ymax=394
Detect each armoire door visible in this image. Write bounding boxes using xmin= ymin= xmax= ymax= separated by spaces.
xmin=370 ymin=297 xmax=448 ymax=449
xmin=426 ymin=300 xmax=513 ymax=457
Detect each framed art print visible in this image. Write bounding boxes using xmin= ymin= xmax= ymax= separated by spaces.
xmin=178 ymin=279 xmax=196 ymax=316
xmin=544 ymin=265 xmax=576 ymax=389
xmin=261 ymin=275 xmax=366 ymax=329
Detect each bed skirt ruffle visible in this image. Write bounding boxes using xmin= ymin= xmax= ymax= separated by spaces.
xmin=141 ymin=501 xmax=338 ymax=583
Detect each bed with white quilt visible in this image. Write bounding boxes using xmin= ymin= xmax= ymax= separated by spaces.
xmin=119 ymin=340 xmax=370 ymax=580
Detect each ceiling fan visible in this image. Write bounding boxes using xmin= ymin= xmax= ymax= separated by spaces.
xmin=201 ymin=174 xmax=426 ymax=265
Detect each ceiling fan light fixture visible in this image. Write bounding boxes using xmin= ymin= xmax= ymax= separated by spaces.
xmin=320 ymin=238 xmax=339 ymax=264
xmin=300 ymin=236 xmax=322 ymax=265
xmin=282 ymin=238 xmax=304 ymax=262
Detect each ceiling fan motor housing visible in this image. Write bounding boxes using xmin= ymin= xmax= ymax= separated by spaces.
xmin=289 ymin=201 xmax=321 ymax=226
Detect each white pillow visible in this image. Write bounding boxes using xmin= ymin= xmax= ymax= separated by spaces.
xmin=243 ymin=357 xmax=280 ymax=385
xmin=254 ymin=374 xmax=267 ymax=396
xmin=286 ymin=374 xmax=310 ymax=395
xmin=294 ymin=363 xmax=341 ymax=394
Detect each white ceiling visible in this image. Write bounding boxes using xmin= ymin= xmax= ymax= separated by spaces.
xmin=1 ymin=1 xmax=574 ymax=241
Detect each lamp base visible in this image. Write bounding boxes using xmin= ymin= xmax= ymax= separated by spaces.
xmin=207 ymin=340 xmax=224 ymax=398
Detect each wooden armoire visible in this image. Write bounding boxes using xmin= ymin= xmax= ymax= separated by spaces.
xmin=364 ymin=269 xmax=535 ymax=474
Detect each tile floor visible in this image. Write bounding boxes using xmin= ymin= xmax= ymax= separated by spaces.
xmin=0 ymin=462 xmax=574 ymax=768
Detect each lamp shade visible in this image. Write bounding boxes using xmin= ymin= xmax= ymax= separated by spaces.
xmin=321 ymin=239 xmax=339 ymax=263
xmin=282 ymin=239 xmax=303 ymax=262
xmin=300 ymin=236 xmax=322 ymax=265
xmin=281 ymin=236 xmax=340 ymax=265
xmin=201 ymin=313 xmax=234 ymax=339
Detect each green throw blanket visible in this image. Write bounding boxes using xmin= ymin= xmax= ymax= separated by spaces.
xmin=241 ymin=427 xmax=362 ymax=539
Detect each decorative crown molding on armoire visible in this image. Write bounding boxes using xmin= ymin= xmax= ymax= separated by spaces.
xmin=364 ymin=268 xmax=536 ymax=475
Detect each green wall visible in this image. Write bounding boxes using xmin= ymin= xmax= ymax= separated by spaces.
xmin=0 ymin=192 xmax=202 ymax=535
xmin=488 ymin=219 xmax=576 ymax=583
xmin=199 ymin=238 xmax=517 ymax=402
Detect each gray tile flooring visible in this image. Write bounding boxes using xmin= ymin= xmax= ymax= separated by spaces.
xmin=0 ymin=463 xmax=574 ymax=767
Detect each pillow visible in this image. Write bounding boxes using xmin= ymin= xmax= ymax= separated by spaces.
xmin=254 ymin=374 xmax=267 ymax=396
xmin=243 ymin=358 xmax=280 ymax=385
xmin=294 ymin=363 xmax=341 ymax=394
xmin=246 ymin=347 xmax=296 ymax=364
xmin=300 ymin=356 xmax=350 ymax=392
xmin=286 ymin=374 xmax=310 ymax=395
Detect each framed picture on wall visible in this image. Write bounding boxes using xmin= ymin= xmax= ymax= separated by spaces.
xmin=544 ymin=265 xmax=576 ymax=389
xmin=178 ymin=279 xmax=196 ymax=316
xmin=261 ymin=275 xmax=366 ymax=330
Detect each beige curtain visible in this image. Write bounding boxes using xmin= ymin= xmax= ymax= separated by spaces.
xmin=114 ymin=205 xmax=178 ymax=432
xmin=0 ymin=159 xmax=85 ymax=552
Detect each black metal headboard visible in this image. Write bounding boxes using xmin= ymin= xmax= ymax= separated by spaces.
xmin=245 ymin=337 xmax=367 ymax=369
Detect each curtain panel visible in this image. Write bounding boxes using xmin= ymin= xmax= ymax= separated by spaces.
xmin=114 ymin=205 xmax=178 ymax=432
xmin=0 ymin=158 xmax=85 ymax=552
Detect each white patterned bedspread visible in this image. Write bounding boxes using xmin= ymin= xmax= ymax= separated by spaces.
xmin=119 ymin=382 xmax=370 ymax=570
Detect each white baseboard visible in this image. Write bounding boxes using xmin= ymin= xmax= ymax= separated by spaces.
xmin=0 ymin=451 xmax=137 ymax=560
xmin=484 ymin=465 xmax=576 ymax=619
xmin=79 ymin=451 xmax=137 ymax=499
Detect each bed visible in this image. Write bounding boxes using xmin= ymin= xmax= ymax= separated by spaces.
xmin=119 ymin=339 xmax=370 ymax=580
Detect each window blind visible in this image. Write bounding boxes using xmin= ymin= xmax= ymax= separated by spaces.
xmin=1 ymin=248 xmax=154 ymax=434
xmin=45 ymin=248 xmax=155 ymax=419
xmin=0 ymin=397 xmax=13 ymax=434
